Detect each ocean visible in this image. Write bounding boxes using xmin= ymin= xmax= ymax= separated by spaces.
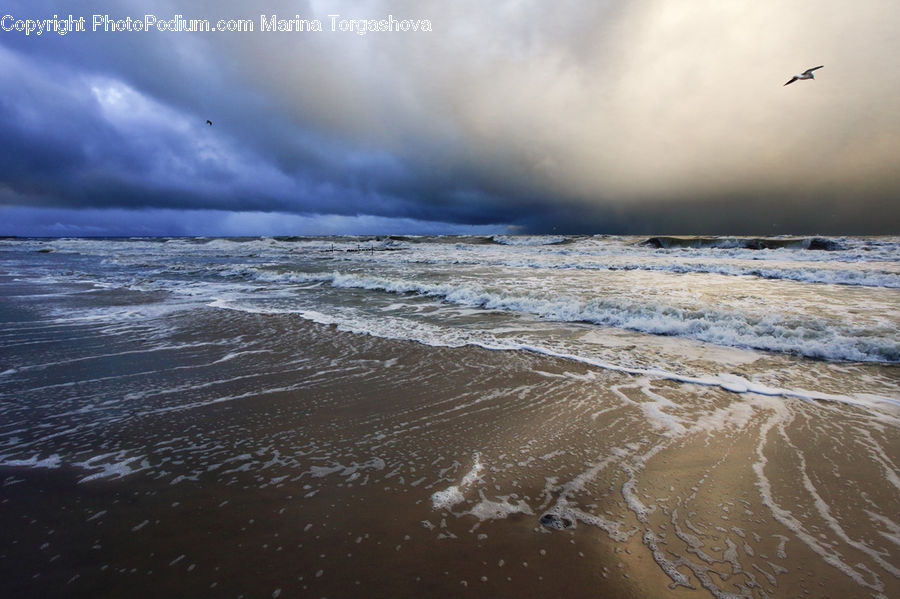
xmin=1 ymin=234 xmax=898 ymax=598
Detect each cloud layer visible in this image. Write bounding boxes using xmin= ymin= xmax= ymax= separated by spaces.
xmin=1 ymin=0 xmax=898 ymax=235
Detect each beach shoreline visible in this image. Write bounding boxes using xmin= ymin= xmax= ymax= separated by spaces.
xmin=1 ymin=235 xmax=898 ymax=598
xmin=2 ymin=304 xmax=897 ymax=598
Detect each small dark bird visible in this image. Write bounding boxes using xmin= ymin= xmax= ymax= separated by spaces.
xmin=784 ymin=65 xmax=823 ymax=86
xmin=206 ymin=119 xmax=213 ymax=126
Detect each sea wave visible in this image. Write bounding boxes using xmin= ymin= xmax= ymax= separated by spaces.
xmin=361 ymin=255 xmax=899 ymax=288
xmin=492 ymin=235 xmax=569 ymax=246
xmin=258 ymin=270 xmax=899 ymax=363
xmin=210 ymin=301 xmax=900 ymax=411
xmin=641 ymin=236 xmax=844 ymax=251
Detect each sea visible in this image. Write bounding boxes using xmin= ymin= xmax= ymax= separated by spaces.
xmin=1 ymin=234 xmax=898 ymax=598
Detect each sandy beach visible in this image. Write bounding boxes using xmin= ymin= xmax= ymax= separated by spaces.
xmin=2 ymin=295 xmax=897 ymax=598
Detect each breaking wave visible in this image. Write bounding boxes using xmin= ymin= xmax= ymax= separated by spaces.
xmin=642 ymin=236 xmax=844 ymax=251
xmin=248 ymin=269 xmax=899 ymax=363
xmin=492 ymin=235 xmax=569 ymax=246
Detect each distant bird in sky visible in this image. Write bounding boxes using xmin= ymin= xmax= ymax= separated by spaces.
xmin=784 ymin=65 xmax=824 ymax=86
xmin=206 ymin=119 xmax=213 ymax=126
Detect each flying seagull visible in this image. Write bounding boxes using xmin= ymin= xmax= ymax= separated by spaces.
xmin=784 ymin=65 xmax=823 ymax=86
xmin=206 ymin=119 xmax=213 ymax=126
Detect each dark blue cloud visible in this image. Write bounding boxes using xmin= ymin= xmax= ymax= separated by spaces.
xmin=0 ymin=18 xmax=529 ymax=232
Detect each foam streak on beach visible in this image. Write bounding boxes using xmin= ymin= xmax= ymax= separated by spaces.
xmin=1 ymin=235 xmax=898 ymax=598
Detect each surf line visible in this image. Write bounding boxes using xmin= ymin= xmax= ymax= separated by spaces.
xmin=496 ymin=342 xmax=899 ymax=408
xmin=208 ymin=301 xmax=896 ymax=410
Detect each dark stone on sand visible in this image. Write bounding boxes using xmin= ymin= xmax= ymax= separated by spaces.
xmin=539 ymin=513 xmax=573 ymax=530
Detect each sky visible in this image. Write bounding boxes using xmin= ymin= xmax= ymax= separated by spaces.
xmin=1 ymin=0 xmax=898 ymax=236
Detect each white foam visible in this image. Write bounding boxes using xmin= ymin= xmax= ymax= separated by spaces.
xmin=643 ymin=531 xmax=695 ymax=589
xmin=466 ymin=491 xmax=533 ymax=521
xmin=566 ymin=507 xmax=635 ymax=542
xmin=492 ymin=235 xmax=568 ymax=246
xmin=281 ymin=269 xmax=900 ymax=363
xmin=376 ymin=250 xmax=900 ymax=288
xmin=75 ymin=452 xmax=149 ymax=483
xmin=211 ymin=293 xmax=898 ymax=419
xmin=752 ymin=409 xmax=888 ymax=593
xmin=431 ymin=486 xmax=465 ymax=510
xmin=0 ymin=453 xmax=62 ymax=469
xmin=791 ymin=434 xmax=900 ymax=578
xmin=431 ymin=453 xmax=483 ymax=511
xmin=132 ymin=520 xmax=149 ymax=532
xmin=867 ymin=511 xmax=900 ymax=547
xmin=305 ymin=458 xmax=386 ymax=480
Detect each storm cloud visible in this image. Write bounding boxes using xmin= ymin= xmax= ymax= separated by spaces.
xmin=1 ymin=0 xmax=898 ymax=235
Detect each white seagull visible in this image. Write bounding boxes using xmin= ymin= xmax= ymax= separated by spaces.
xmin=784 ymin=65 xmax=824 ymax=86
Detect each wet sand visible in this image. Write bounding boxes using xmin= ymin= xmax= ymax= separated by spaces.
xmin=1 ymin=301 xmax=898 ymax=598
